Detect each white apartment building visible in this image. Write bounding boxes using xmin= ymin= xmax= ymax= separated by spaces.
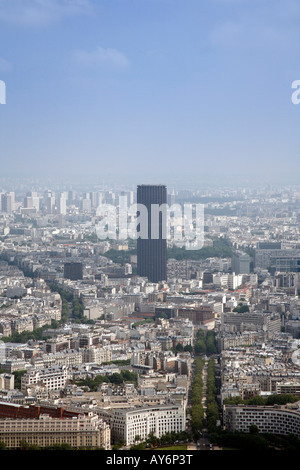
xmin=111 ymin=404 xmax=186 ymax=446
xmin=0 ymin=373 xmax=14 ymax=390
xmin=21 ymin=366 xmax=69 ymax=394
xmin=0 ymin=412 xmax=111 ymax=449
xmin=213 ymin=273 xmax=243 ymax=290
xmin=223 ymin=403 xmax=300 ymax=438
xmin=31 ymin=350 xmax=83 ymax=369
xmin=82 ymin=345 xmax=112 ymax=364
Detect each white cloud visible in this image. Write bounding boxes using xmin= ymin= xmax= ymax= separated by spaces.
xmin=0 ymin=0 xmax=92 ymax=27
xmin=72 ymin=46 xmax=130 ymax=69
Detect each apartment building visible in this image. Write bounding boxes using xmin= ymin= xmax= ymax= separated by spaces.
xmin=276 ymin=380 xmax=300 ymax=395
xmin=0 ymin=412 xmax=111 ymax=449
xmin=177 ymin=305 xmax=214 ymax=327
xmin=254 ymin=248 xmax=300 ymax=271
xmin=111 ymin=404 xmax=185 ymax=446
xmin=231 ymin=250 xmax=251 ymax=275
xmin=31 ymin=350 xmax=83 ymax=369
xmin=82 ymin=345 xmax=112 ymax=364
xmin=223 ymin=403 xmax=300 ymax=438
xmin=221 ymin=311 xmax=281 ymax=338
xmin=0 ymin=373 xmax=14 ymax=390
xmin=213 ymin=273 xmax=244 ymax=290
xmin=216 ymin=331 xmax=257 ymax=352
xmin=21 ymin=366 xmax=69 ymax=394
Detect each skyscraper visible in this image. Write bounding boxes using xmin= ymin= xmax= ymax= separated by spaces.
xmin=137 ymin=184 xmax=167 ymax=283
xmin=64 ymin=262 xmax=83 ymax=280
xmin=231 ymin=250 xmax=251 ymax=274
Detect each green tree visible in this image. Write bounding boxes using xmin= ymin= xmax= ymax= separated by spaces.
xmin=194 ymin=339 xmax=205 ymax=355
xmin=175 ymin=343 xmax=184 ymax=353
xmin=184 ymin=345 xmax=193 ymax=353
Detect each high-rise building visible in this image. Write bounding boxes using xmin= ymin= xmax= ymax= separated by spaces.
xmin=57 ymin=193 xmax=67 ymax=215
xmin=2 ymin=192 xmax=15 ymax=213
xmin=64 ymin=262 xmax=83 ymax=280
xmin=231 ymin=250 xmax=251 ymax=274
xmin=24 ymin=192 xmax=40 ymax=211
xmin=137 ymin=184 xmax=167 ymax=283
xmin=45 ymin=191 xmax=55 ymax=214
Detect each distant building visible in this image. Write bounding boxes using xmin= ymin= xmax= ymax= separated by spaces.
xmin=177 ymin=305 xmax=214 ymax=327
xmin=57 ymin=194 xmax=67 ymax=215
xmin=1 ymin=192 xmax=15 ymax=213
xmin=254 ymin=247 xmax=300 ymax=270
xmin=231 ymin=250 xmax=251 ymax=274
xmin=270 ymin=255 xmax=300 ymax=274
xmin=137 ymin=184 xmax=167 ymax=283
xmin=64 ymin=262 xmax=83 ymax=280
xmin=24 ymin=192 xmax=40 ymax=211
xmin=222 ymin=310 xmax=281 ymax=339
xmin=257 ymin=242 xmax=282 ymax=250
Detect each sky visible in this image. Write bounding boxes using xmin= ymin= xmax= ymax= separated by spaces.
xmin=0 ymin=0 xmax=300 ymax=189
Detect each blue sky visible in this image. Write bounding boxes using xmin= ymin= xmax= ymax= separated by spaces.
xmin=0 ymin=0 xmax=300 ymax=188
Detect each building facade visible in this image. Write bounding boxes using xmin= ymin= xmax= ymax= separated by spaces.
xmin=111 ymin=404 xmax=185 ymax=445
xmin=0 ymin=412 xmax=111 ymax=449
xmin=231 ymin=250 xmax=251 ymax=274
xmin=21 ymin=366 xmax=69 ymax=394
xmin=223 ymin=403 xmax=300 ymax=438
xmin=137 ymin=185 xmax=167 ymax=283
xmin=64 ymin=262 xmax=83 ymax=280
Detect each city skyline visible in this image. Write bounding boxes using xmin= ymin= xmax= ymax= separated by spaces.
xmin=0 ymin=164 xmax=300 ymax=451
xmin=0 ymin=0 xmax=300 ymax=187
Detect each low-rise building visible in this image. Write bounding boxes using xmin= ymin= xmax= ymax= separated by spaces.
xmin=111 ymin=404 xmax=186 ymax=445
xmin=0 ymin=412 xmax=110 ymax=449
xmin=223 ymin=402 xmax=300 ymax=438
xmin=21 ymin=366 xmax=69 ymax=394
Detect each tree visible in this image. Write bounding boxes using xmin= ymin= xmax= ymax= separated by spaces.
xmin=233 ymin=304 xmax=250 ymax=313
xmin=131 ymin=442 xmax=146 ymax=450
xmin=175 ymin=343 xmax=184 ymax=353
xmin=206 ymin=331 xmax=217 ymax=355
xmin=19 ymin=440 xmax=30 ymax=450
xmin=249 ymin=425 xmax=259 ymax=435
xmin=194 ymin=340 xmax=205 ymax=355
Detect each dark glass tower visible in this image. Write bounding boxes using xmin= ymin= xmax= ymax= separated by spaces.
xmin=137 ymin=184 xmax=167 ymax=283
